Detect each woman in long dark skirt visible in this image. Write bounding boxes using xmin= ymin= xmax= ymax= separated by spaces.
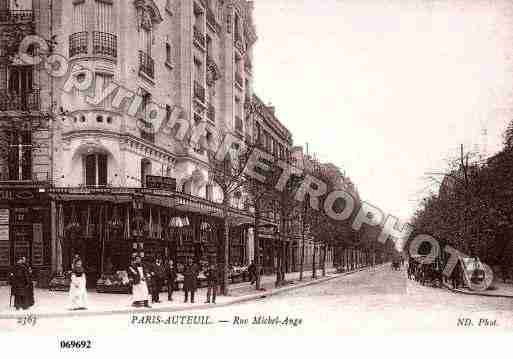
xmin=9 ymin=257 xmax=33 ymax=310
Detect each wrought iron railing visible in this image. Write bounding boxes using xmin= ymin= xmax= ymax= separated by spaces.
xmin=139 ymin=50 xmax=155 ymax=78
xmin=193 ymin=25 xmax=206 ymax=48
xmin=69 ymin=32 xmax=88 ymax=57
xmin=207 ymin=102 xmax=215 ymax=123
xmin=0 ymin=10 xmax=33 ymax=23
xmin=0 ymin=89 xmax=40 ymax=111
xmin=92 ymin=31 xmax=117 ymax=58
xmin=194 ymin=81 xmax=205 ymax=103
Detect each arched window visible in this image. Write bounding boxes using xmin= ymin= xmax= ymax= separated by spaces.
xmin=84 ymin=153 xmax=108 ymax=186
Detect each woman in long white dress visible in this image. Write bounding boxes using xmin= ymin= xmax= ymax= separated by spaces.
xmin=69 ymin=259 xmax=88 ymax=310
xmin=128 ymin=256 xmax=151 ymax=308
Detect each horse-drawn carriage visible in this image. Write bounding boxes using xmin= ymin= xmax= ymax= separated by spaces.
xmin=408 ymin=255 xmax=443 ymax=288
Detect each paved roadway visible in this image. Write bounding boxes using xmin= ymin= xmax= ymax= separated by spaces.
xmin=2 ymin=264 xmax=512 ymax=335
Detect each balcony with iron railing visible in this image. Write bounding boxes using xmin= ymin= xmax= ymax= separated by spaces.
xmin=193 ymin=25 xmax=206 ymax=50
xmin=0 ymin=10 xmax=34 ymax=24
xmin=139 ymin=50 xmax=155 ymax=79
xmin=92 ymin=31 xmax=117 ymax=58
xmin=69 ymin=31 xmax=89 ymax=58
xmin=70 ymin=31 xmax=118 ymax=59
xmin=0 ymin=89 xmax=40 ymax=111
xmin=194 ymin=81 xmax=206 ymax=104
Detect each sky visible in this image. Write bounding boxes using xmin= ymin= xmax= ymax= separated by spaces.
xmin=252 ymin=0 xmax=513 ymax=221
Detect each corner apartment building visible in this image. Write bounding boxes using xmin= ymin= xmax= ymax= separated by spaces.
xmin=0 ymin=0 xmax=261 ymax=288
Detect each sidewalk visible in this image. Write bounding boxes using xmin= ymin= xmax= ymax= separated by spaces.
xmin=0 ymin=266 xmax=373 ymax=319
xmin=443 ymin=279 xmax=513 ymax=298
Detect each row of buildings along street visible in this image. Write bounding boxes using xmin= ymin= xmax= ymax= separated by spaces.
xmin=0 ymin=0 xmax=390 ymax=295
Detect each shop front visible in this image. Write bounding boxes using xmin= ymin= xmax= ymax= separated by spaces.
xmin=0 ymin=186 xmax=51 ymax=285
xmin=47 ymin=187 xmax=251 ymax=292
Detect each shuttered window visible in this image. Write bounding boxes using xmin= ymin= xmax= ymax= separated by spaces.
xmin=140 ymin=27 xmax=151 ymax=55
xmin=94 ymin=0 xmax=113 ymax=33
xmin=72 ymin=1 xmax=87 ymax=33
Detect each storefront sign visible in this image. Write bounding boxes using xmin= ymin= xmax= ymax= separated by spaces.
xmin=0 ymin=242 xmax=10 ymax=266
xmin=0 ymin=189 xmax=37 ymax=201
xmin=146 ymin=176 xmax=177 ymax=192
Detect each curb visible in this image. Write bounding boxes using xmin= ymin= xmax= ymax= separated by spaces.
xmin=442 ymin=283 xmax=513 ymax=299
xmin=0 ymin=266 xmax=377 ymax=320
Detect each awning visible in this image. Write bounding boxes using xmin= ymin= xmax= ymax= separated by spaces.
xmin=48 ymin=193 xmax=132 ymax=203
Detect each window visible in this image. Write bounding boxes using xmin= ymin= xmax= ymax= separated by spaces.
xmin=6 ymin=130 xmax=32 ymax=181
xmin=194 ymin=57 xmax=203 ymax=83
xmin=94 ymin=72 xmax=113 ymax=104
xmin=140 ymin=26 xmax=152 ymax=56
xmin=255 ymin=122 xmax=261 ymax=145
xmin=140 ymin=159 xmax=152 ymax=187
xmin=139 ymin=90 xmax=155 ymax=142
xmin=166 ymin=43 xmax=172 ymax=63
xmin=84 ymin=153 xmax=108 ymax=187
xmin=94 ymin=0 xmax=114 ymax=34
xmin=206 ymin=35 xmax=212 ymax=58
xmin=73 ymin=0 xmax=87 ymax=33
xmin=166 ymin=0 xmax=173 ymax=14
xmin=234 ymin=12 xmax=241 ymax=41
xmin=9 ymin=67 xmax=33 ymax=95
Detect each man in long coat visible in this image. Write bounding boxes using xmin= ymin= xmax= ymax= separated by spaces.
xmin=204 ymin=262 xmax=218 ymax=304
xmin=9 ymin=257 xmax=33 ymax=310
xmin=165 ymin=259 xmax=177 ymax=301
xmin=183 ymin=258 xmax=199 ymax=303
xmin=150 ymin=257 xmax=165 ymax=303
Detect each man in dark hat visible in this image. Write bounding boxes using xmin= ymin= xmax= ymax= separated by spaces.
xmin=9 ymin=256 xmax=33 ymax=310
xmin=183 ymin=258 xmax=199 ymax=303
xmin=150 ymin=257 xmax=165 ymax=303
xmin=204 ymin=262 xmax=218 ymax=304
xmin=248 ymin=260 xmax=256 ymax=285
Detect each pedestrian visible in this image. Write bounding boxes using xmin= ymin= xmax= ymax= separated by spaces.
xmin=501 ymin=263 xmax=509 ymax=284
xmin=150 ymin=257 xmax=165 ymax=303
xmin=24 ymin=258 xmax=34 ymax=308
xmin=165 ymin=259 xmax=177 ymax=301
xmin=69 ymin=258 xmax=87 ymax=310
xmin=9 ymin=256 xmax=33 ymax=310
xmin=183 ymin=258 xmax=199 ymax=303
xmin=205 ymin=262 xmax=218 ymax=304
xmin=451 ymin=260 xmax=461 ymax=289
xmin=248 ymin=260 xmax=256 ymax=285
xmin=127 ymin=255 xmax=151 ymax=308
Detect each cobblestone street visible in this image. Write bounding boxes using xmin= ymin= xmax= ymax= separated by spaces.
xmin=2 ymin=265 xmax=512 ymax=335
